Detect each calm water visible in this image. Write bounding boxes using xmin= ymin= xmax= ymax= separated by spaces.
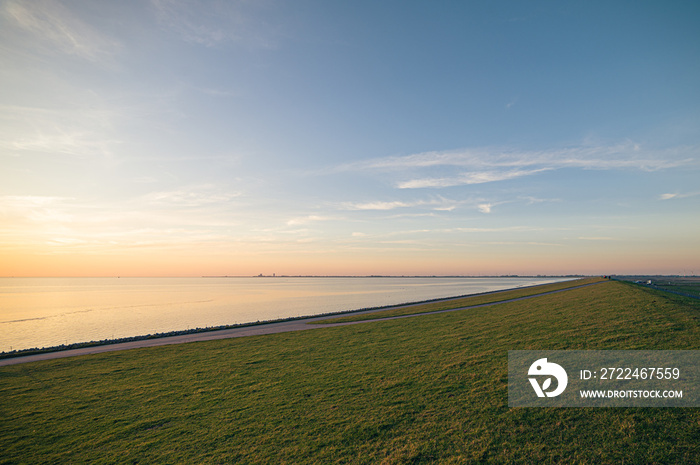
xmin=0 ymin=277 xmax=572 ymax=352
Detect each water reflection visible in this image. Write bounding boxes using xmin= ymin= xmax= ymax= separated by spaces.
xmin=0 ymin=277 xmax=571 ymax=351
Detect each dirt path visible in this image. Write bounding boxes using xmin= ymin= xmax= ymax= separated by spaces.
xmin=0 ymin=280 xmax=604 ymax=367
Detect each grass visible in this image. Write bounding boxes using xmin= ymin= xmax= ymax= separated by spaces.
xmin=650 ymin=277 xmax=700 ymax=298
xmin=313 ymin=276 xmax=605 ymax=324
xmin=1 ymin=280 xmax=699 ymax=463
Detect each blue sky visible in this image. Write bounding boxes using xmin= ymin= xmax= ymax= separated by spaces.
xmin=1 ymin=0 xmax=699 ymax=276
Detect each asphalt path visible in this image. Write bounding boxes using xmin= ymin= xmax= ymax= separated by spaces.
xmin=0 ymin=280 xmax=604 ymax=367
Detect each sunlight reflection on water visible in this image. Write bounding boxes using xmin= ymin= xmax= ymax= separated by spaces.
xmin=0 ymin=277 xmax=571 ymax=351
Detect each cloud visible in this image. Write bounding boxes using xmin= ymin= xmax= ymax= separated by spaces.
xmin=338 ymin=196 xmax=513 ymax=216
xmin=0 ymin=195 xmax=74 ymax=223
xmin=0 ymin=193 xmax=251 ymax=253
xmin=446 ymin=226 xmax=566 ymax=233
xmin=2 ymin=0 xmax=121 ymax=63
xmin=0 ymin=104 xmax=122 ymax=159
xmin=483 ymin=241 xmax=562 ymax=247
xmin=286 ymin=215 xmax=336 ymax=226
xmin=197 ymin=87 xmax=241 ymax=98
xmin=397 ymin=168 xmax=551 ymax=189
xmin=150 ymin=0 xmax=278 ymax=48
xmin=521 ymin=196 xmax=561 ymax=204
xmin=343 ymin=200 xmax=414 ymax=211
xmin=341 ymin=225 xmax=562 ymax=241
xmin=396 ymin=143 xmax=697 ymax=171
xmin=477 ymin=204 xmax=492 ymax=214
xmin=659 ymin=192 xmax=700 ymax=200
xmin=132 ymin=176 xmax=159 ymax=184
xmin=341 ymin=196 xmax=472 ymax=212
xmin=143 ymin=186 xmax=242 ymax=207
xmin=331 ymin=142 xmax=697 ymax=189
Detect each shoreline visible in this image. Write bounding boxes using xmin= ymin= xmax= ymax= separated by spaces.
xmin=2 ymin=274 xmax=585 ymax=279
xmin=0 ymin=278 xmax=599 ymax=366
xmin=2 ymin=279 xmax=569 ymax=360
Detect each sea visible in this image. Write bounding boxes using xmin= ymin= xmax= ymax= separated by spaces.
xmin=0 ymin=276 xmax=573 ymax=352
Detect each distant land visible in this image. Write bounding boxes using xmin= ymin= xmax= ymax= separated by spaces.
xmin=203 ymin=274 xmax=591 ymax=278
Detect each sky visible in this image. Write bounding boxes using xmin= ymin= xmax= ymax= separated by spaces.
xmin=1 ymin=0 xmax=699 ymax=277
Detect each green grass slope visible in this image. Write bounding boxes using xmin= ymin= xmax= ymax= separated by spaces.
xmin=1 ymin=280 xmax=699 ymax=464
xmin=313 ymin=277 xmax=604 ymax=324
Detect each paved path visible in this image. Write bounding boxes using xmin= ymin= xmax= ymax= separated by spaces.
xmin=0 ymin=280 xmax=604 ymax=367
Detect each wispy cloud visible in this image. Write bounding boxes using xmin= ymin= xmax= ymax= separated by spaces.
xmin=337 ymin=195 xmax=518 ymax=216
xmin=350 ymin=143 xmax=695 ymax=172
xmin=286 ymin=215 xmax=337 ymax=226
xmin=0 ymin=192 xmax=249 ymax=253
xmin=341 ymin=196 xmax=474 ymax=212
xmin=446 ymin=226 xmax=552 ymax=233
xmin=2 ymin=0 xmax=120 ymax=63
xmin=0 ymin=104 xmax=121 ymax=159
xmin=196 ymin=87 xmax=241 ymax=98
xmin=659 ymin=191 xmax=700 ymax=200
xmin=330 ymin=142 xmax=697 ymax=189
xmin=151 ymin=0 xmax=278 ymax=48
xmin=0 ymin=195 xmax=75 ymax=223
xmin=337 ymin=225 xmax=564 ymax=242
xmin=520 ymin=196 xmax=561 ymax=204
xmin=397 ymin=168 xmax=551 ymax=189
xmin=143 ymin=186 xmax=242 ymax=207
xmin=483 ymin=241 xmax=562 ymax=247
xmin=342 ymin=200 xmax=415 ymax=211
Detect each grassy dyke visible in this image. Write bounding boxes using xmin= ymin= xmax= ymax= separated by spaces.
xmin=1 ymin=280 xmax=699 ymax=464
xmin=0 ymin=278 xmax=596 ymax=360
xmin=313 ymin=276 xmax=605 ymax=324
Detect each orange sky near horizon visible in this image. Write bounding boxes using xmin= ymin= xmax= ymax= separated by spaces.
xmin=2 ymin=234 xmax=696 ymax=277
